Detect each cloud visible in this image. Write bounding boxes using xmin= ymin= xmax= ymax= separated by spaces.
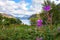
xmin=31 ymin=0 xmax=60 ymax=14
xmin=0 ymin=0 xmax=60 ymax=17
xmin=18 ymin=1 xmax=29 ymax=10
xmin=32 ymin=0 xmax=44 ymax=4
xmin=50 ymin=0 xmax=60 ymax=4
xmin=0 ymin=0 xmax=32 ymax=16
xmin=30 ymin=0 xmax=44 ymax=14
xmin=0 ymin=0 xmax=44 ymax=16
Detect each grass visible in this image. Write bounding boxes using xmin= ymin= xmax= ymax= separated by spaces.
xmin=0 ymin=24 xmax=60 ymax=40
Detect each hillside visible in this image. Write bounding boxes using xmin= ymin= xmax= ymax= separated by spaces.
xmin=0 ymin=13 xmax=14 ymax=18
xmin=0 ymin=13 xmax=22 ymax=25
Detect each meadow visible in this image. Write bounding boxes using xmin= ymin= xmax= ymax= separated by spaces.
xmin=0 ymin=24 xmax=60 ymax=40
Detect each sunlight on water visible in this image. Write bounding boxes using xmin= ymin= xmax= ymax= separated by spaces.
xmin=20 ymin=19 xmax=31 ymax=25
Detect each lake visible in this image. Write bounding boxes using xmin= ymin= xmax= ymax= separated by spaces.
xmin=20 ymin=19 xmax=31 ymax=25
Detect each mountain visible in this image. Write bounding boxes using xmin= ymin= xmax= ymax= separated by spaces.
xmin=57 ymin=3 xmax=60 ymax=11
xmin=0 ymin=13 xmax=31 ymax=20
xmin=0 ymin=13 xmax=15 ymax=18
xmin=15 ymin=14 xmax=31 ymax=19
xmin=29 ymin=14 xmax=37 ymax=19
xmin=14 ymin=14 xmax=31 ymax=25
xmin=57 ymin=3 xmax=60 ymax=6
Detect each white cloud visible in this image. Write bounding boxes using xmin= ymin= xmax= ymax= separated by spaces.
xmin=0 ymin=0 xmax=44 ymax=16
xmin=18 ymin=1 xmax=29 ymax=10
xmin=0 ymin=0 xmax=31 ymax=16
xmin=30 ymin=0 xmax=44 ymax=14
xmin=32 ymin=0 xmax=44 ymax=4
xmin=31 ymin=0 xmax=60 ymax=14
xmin=50 ymin=0 xmax=60 ymax=4
xmin=0 ymin=0 xmax=60 ymax=17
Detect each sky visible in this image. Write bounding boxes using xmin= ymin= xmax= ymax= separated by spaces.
xmin=0 ymin=0 xmax=60 ymax=17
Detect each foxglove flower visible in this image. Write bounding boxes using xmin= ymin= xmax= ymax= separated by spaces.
xmin=36 ymin=37 xmax=39 ymax=40
xmin=36 ymin=37 xmax=43 ymax=40
xmin=43 ymin=5 xmax=51 ymax=11
xmin=37 ymin=19 xmax=43 ymax=27
xmin=39 ymin=37 xmax=43 ymax=40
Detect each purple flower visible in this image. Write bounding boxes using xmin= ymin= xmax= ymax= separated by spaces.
xmin=36 ymin=37 xmax=43 ymax=40
xmin=37 ymin=19 xmax=43 ymax=27
xmin=36 ymin=37 xmax=39 ymax=40
xmin=43 ymin=5 xmax=51 ymax=11
xmin=39 ymin=37 xmax=43 ymax=40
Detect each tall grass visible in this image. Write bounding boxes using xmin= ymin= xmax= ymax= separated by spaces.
xmin=0 ymin=24 xmax=60 ymax=40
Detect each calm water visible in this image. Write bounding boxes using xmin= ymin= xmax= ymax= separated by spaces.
xmin=20 ymin=19 xmax=31 ymax=25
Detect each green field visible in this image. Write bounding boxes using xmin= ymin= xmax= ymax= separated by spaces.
xmin=0 ymin=24 xmax=60 ymax=40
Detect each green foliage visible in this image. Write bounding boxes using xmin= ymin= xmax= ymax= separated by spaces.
xmin=41 ymin=0 xmax=60 ymax=25
xmin=15 ymin=18 xmax=22 ymax=24
xmin=0 ymin=14 xmax=3 ymax=25
xmin=40 ymin=13 xmax=47 ymax=25
xmin=30 ymin=13 xmax=47 ymax=26
xmin=0 ymin=25 xmax=60 ymax=40
xmin=0 ymin=13 xmax=3 ymax=20
xmin=30 ymin=0 xmax=60 ymax=25
xmin=30 ymin=0 xmax=60 ymax=26
xmin=0 ymin=13 xmax=22 ymax=27
xmin=30 ymin=17 xmax=38 ymax=26
xmin=52 ymin=5 xmax=60 ymax=25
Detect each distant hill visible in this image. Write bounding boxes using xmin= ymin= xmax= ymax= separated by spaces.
xmin=57 ymin=3 xmax=60 ymax=6
xmin=29 ymin=14 xmax=37 ymax=19
xmin=15 ymin=14 xmax=31 ymax=19
xmin=0 ymin=13 xmax=15 ymax=18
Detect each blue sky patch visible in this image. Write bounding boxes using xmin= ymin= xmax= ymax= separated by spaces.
xmin=13 ymin=0 xmax=21 ymax=3
xmin=25 ymin=0 xmax=32 ymax=3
